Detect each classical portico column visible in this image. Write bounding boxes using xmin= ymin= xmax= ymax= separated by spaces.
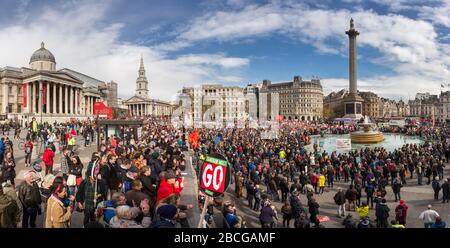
xmin=87 ymin=96 xmax=90 ymax=115
xmin=70 ymin=87 xmax=74 ymax=115
xmin=52 ymin=83 xmax=56 ymax=114
xmin=38 ymin=81 xmax=43 ymax=114
xmin=86 ymin=96 xmax=90 ymax=115
xmin=59 ymin=85 xmax=62 ymax=114
xmin=46 ymin=82 xmax=50 ymax=114
xmin=64 ymin=85 xmax=69 ymax=114
xmin=75 ymin=88 xmax=79 ymax=115
xmin=91 ymin=97 xmax=94 ymax=115
xmin=84 ymin=96 xmax=87 ymax=115
xmin=27 ymin=82 xmax=31 ymax=114
xmin=31 ymin=82 xmax=35 ymax=114
xmin=2 ymin=83 xmax=8 ymax=113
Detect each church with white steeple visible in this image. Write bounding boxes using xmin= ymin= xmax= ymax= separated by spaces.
xmin=136 ymin=56 xmax=149 ymax=98
xmin=124 ymin=56 xmax=173 ymax=117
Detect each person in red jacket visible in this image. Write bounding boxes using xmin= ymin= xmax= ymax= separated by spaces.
xmin=42 ymin=145 xmax=55 ymax=175
xmin=156 ymin=173 xmax=183 ymax=204
xmin=24 ymin=138 xmax=34 ymax=167
xmin=395 ymin=199 xmax=408 ymax=226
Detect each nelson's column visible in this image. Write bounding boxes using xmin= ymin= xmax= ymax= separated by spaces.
xmin=343 ymin=18 xmax=364 ymax=119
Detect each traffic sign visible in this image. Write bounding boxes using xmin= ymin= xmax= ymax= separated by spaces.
xmin=199 ymin=154 xmax=230 ymax=197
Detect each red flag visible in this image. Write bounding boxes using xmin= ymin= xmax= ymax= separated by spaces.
xmin=23 ymin=83 xmax=27 ymax=108
xmin=188 ymin=130 xmax=200 ymax=149
xmin=42 ymin=84 xmax=47 ymax=105
xmin=276 ymin=115 xmax=284 ymax=123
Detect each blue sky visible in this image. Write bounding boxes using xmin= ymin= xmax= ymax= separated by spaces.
xmin=0 ymin=0 xmax=449 ymax=101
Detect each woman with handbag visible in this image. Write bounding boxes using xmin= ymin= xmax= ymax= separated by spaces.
xmin=67 ymin=155 xmax=84 ymax=196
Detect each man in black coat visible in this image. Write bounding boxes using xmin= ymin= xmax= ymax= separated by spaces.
xmin=431 ymin=177 xmax=441 ymax=200
xmin=375 ymin=198 xmax=390 ymax=228
xmin=334 ymin=188 xmax=346 ymax=217
xmin=442 ymin=178 xmax=449 ymax=203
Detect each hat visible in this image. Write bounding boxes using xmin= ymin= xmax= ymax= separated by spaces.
xmin=400 ymin=200 xmax=405 ymax=204
xmin=152 ymin=151 xmax=160 ymax=159
xmin=157 ymin=204 xmax=178 ymax=219
xmin=129 ymin=166 xmax=139 ymax=173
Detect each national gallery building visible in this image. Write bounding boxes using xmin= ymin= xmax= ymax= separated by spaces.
xmin=0 ymin=42 xmax=117 ymax=123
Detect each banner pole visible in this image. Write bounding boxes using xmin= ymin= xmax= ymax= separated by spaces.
xmin=197 ymin=195 xmax=210 ymax=228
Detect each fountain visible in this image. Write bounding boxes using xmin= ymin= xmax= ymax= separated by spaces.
xmin=350 ymin=116 xmax=385 ymax=144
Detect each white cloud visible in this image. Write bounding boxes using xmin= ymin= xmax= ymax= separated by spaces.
xmin=161 ymin=1 xmax=449 ymax=100
xmin=418 ymin=1 xmax=450 ymax=28
xmin=0 ymin=1 xmax=249 ymax=101
xmin=2 ymin=0 xmax=448 ymax=102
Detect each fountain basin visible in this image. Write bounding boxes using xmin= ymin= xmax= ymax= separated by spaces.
xmin=350 ymin=131 xmax=385 ymax=144
xmin=309 ymin=133 xmax=423 ymax=154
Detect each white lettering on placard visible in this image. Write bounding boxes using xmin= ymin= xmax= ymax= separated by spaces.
xmin=212 ymin=166 xmax=224 ymax=190
xmin=202 ymin=163 xmax=213 ymax=187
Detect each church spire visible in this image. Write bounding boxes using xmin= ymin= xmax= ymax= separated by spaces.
xmin=140 ymin=54 xmax=144 ymax=70
xmin=136 ymin=55 xmax=149 ymax=98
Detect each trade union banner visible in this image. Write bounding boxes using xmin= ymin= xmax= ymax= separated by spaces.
xmin=22 ymin=83 xmax=27 ymax=108
xmin=336 ymin=138 xmax=351 ymax=149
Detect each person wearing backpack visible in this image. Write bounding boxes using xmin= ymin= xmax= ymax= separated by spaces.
xmin=345 ymin=184 xmax=357 ymax=211
xmin=431 ymin=177 xmax=441 ymax=200
xmin=333 ymin=188 xmax=346 ymax=218
xmin=23 ymin=138 xmax=33 ymax=167
xmin=42 ymin=145 xmax=55 ymax=175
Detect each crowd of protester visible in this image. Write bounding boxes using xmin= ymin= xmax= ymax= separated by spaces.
xmin=0 ymin=116 xmax=449 ymax=228
xmin=192 ymin=120 xmax=449 ymax=228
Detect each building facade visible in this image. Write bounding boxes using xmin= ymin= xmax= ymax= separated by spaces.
xmin=181 ymin=84 xmax=247 ymax=125
xmin=379 ymin=98 xmax=398 ymax=118
xmin=323 ymin=90 xmax=348 ymax=119
xmin=360 ymin=91 xmax=380 ymax=118
xmin=124 ymin=57 xmax=173 ymax=117
xmin=437 ymin=91 xmax=450 ymax=123
xmin=408 ymin=93 xmax=439 ymax=118
xmin=259 ymin=76 xmax=323 ymax=121
xmin=0 ymin=42 xmax=112 ymax=123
